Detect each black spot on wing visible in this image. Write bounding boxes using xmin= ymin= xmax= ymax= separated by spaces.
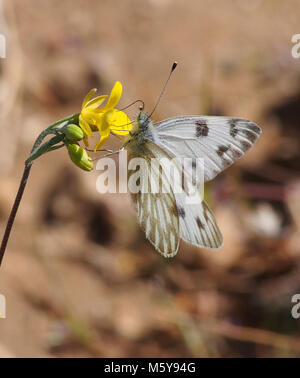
xmin=196 ymin=216 xmax=204 ymax=229
xmin=195 ymin=119 xmax=209 ymax=137
xmin=190 ymin=159 xmax=198 ymax=185
xmin=229 ymin=118 xmax=239 ymax=137
xmin=240 ymin=129 xmax=257 ymax=143
xmin=247 ymin=122 xmax=261 ymax=135
xmin=229 ymin=146 xmax=243 ymax=159
xmin=222 ymin=158 xmax=231 ymax=168
xmin=217 ymin=145 xmax=230 ymax=156
xmin=203 ymin=203 xmax=210 ymax=222
xmin=177 ymin=206 xmax=185 ymax=218
xmin=241 ymin=140 xmax=252 ymax=150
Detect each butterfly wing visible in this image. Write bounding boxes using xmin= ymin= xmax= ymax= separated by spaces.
xmin=174 ymin=189 xmax=223 ymax=250
xmin=127 ymin=137 xmax=223 ymax=252
xmin=126 ymin=140 xmax=180 ymax=257
xmin=147 ymin=116 xmax=261 ymax=184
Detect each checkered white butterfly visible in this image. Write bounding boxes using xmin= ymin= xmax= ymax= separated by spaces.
xmin=122 ymin=63 xmax=261 ymax=257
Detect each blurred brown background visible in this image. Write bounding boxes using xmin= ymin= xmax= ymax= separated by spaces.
xmin=0 ymin=0 xmax=299 ymax=357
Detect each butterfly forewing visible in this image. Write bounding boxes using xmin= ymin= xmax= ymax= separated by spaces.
xmin=150 ymin=116 xmax=261 ymax=184
xmin=127 ymin=140 xmax=180 ymax=257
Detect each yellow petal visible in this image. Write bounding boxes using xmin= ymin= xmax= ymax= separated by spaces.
xmin=85 ymin=95 xmax=108 ymax=109
xmin=82 ymin=109 xmax=104 ymax=125
xmin=94 ymin=132 xmax=110 ymax=152
xmin=83 ymin=135 xmax=89 ymax=147
xmin=79 ymin=115 xmax=93 ymax=137
xmin=109 ymin=109 xmax=132 ymax=135
xmin=93 ymin=111 xmax=110 ymax=134
xmin=103 ymin=81 xmax=122 ymax=110
xmin=82 ymin=88 xmax=97 ymax=109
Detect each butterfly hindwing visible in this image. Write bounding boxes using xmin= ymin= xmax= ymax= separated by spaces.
xmin=149 ymin=116 xmax=261 ymax=184
xmin=174 ymin=189 xmax=223 ymax=250
xmin=127 ymin=140 xmax=180 ymax=257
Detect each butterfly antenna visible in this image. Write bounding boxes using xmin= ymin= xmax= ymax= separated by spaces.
xmin=148 ymin=61 xmax=178 ymax=118
xmin=119 ymin=99 xmax=145 ymax=112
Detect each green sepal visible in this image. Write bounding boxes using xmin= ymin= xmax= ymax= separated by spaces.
xmin=27 ymin=134 xmax=65 ymax=163
xmin=62 ymin=124 xmax=84 ymax=142
xmin=66 ymin=143 xmax=93 ymax=171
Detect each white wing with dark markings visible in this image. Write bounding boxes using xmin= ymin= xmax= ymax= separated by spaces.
xmin=125 ymin=113 xmax=261 ymax=256
xmin=147 ymin=116 xmax=261 ymax=184
xmin=174 ymin=189 xmax=223 ymax=250
xmin=127 ymin=140 xmax=180 ymax=257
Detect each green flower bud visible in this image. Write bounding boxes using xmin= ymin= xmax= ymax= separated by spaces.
xmin=62 ymin=124 xmax=84 ymax=142
xmin=67 ymin=143 xmax=93 ymax=171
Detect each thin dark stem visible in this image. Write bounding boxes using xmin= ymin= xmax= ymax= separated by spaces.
xmin=0 ymin=161 xmax=33 ymax=267
xmin=0 ymin=112 xmax=79 ymax=269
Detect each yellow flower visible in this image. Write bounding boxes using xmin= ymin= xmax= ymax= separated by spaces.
xmin=79 ymin=81 xmax=132 ymax=152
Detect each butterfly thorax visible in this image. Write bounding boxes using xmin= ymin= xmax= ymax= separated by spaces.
xmin=123 ymin=111 xmax=158 ymax=154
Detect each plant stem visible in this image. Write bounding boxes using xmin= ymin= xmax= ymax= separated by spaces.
xmin=0 ymin=112 xmax=79 ymax=268
xmin=0 ymin=161 xmax=33 ymax=267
